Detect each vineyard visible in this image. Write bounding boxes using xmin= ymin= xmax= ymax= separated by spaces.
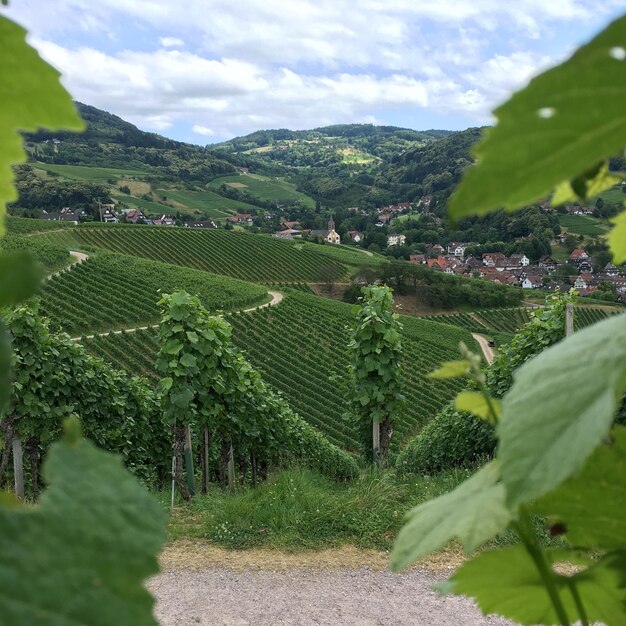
xmin=6 ymin=216 xmax=76 ymax=235
xmin=1 ymin=234 xmax=70 ymax=272
xmin=423 ymin=305 xmax=619 ymax=335
xmin=83 ymin=292 xmax=473 ymax=451
xmin=33 ymin=225 xmax=350 ymax=283
xmin=40 ymin=252 xmax=268 ymax=335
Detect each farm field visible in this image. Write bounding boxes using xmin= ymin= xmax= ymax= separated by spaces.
xmin=6 ymin=216 xmax=76 ymax=234
xmin=558 ymin=213 xmax=610 ymax=236
xmin=33 ymin=225 xmax=350 ymax=283
xmin=593 ymin=184 xmax=625 ymax=205
xmin=208 ymin=174 xmax=316 ymax=208
xmin=155 ymin=188 xmax=256 ymax=216
xmin=83 ymin=292 xmax=473 ymax=451
xmin=111 ymin=193 xmax=177 ymax=216
xmin=41 ymin=252 xmax=268 ymax=335
xmin=32 ymin=162 xmax=151 ymax=182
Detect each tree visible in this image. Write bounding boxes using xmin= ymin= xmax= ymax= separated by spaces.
xmin=347 ymin=285 xmax=403 ymax=464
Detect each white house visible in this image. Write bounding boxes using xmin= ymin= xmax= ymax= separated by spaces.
xmin=387 ymin=233 xmax=406 ymax=247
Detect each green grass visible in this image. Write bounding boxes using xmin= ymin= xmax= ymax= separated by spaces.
xmin=208 ymin=174 xmax=316 ymax=208
xmin=166 ymin=467 xmax=472 ymax=550
xmin=111 ymin=193 xmax=178 ymax=216
xmin=165 ymin=466 xmax=560 ymax=552
xmin=156 ymin=188 xmax=256 ymax=216
xmin=32 ymin=162 xmax=151 ymax=182
xmin=34 ymin=225 xmax=349 ymax=283
xmin=558 ymin=213 xmax=610 ymax=236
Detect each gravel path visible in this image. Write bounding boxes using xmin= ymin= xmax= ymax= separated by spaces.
xmin=149 ymin=567 xmax=513 ymax=626
xmin=471 ymin=333 xmax=495 ymax=364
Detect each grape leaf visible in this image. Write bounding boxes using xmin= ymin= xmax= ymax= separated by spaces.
xmin=534 ymin=426 xmax=626 ymax=550
xmin=0 ymin=420 xmax=166 ymax=625
xmin=450 ymin=545 xmax=626 ymax=626
xmin=499 ymin=312 xmax=626 ymax=506
xmin=428 ymin=360 xmax=470 ymax=379
xmin=608 ymin=210 xmax=626 ymax=264
xmin=0 ymin=252 xmax=42 ymax=411
xmin=0 ymin=15 xmax=84 ymax=233
xmin=390 ymin=461 xmax=511 ymax=571
xmin=455 ymin=390 xmax=501 ymax=422
xmin=448 ymin=14 xmax=626 ymax=219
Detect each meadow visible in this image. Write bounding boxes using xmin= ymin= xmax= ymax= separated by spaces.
xmin=557 ymin=213 xmax=610 ymax=235
xmin=155 ymin=188 xmax=257 ymax=216
xmin=208 ymin=173 xmax=316 ymax=208
xmin=32 ymin=162 xmax=152 ymax=182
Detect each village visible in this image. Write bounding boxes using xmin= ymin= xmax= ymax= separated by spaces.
xmin=37 ymin=193 xmax=626 ymax=301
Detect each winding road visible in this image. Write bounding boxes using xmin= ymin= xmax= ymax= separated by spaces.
xmin=471 ymin=333 xmax=495 ymax=364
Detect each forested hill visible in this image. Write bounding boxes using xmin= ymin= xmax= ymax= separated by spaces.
xmin=377 ymin=127 xmax=483 ymax=203
xmin=24 ymin=102 xmax=238 ymax=184
xmin=17 ymin=101 xmax=482 ymax=215
xmin=210 ymin=124 xmax=453 ymax=164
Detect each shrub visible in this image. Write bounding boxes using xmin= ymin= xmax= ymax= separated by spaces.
xmin=395 ymin=404 xmax=495 ymax=475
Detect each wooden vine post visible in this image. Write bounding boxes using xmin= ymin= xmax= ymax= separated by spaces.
xmin=12 ymin=435 xmax=24 ymax=499
xmin=372 ymin=420 xmax=380 ymax=466
xmin=183 ymin=424 xmax=195 ymax=497
xmin=565 ymin=302 xmax=574 ymax=337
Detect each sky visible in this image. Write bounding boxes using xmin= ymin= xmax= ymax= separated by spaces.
xmin=5 ymin=1 xmax=626 ymax=144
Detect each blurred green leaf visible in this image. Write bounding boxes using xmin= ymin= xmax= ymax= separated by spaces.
xmin=0 ymin=424 xmax=166 ymax=625
xmin=450 ymin=545 xmax=626 ymax=626
xmin=608 ymin=210 xmax=626 ymax=264
xmin=535 ymin=426 xmax=626 ymax=550
xmin=428 ymin=360 xmax=470 ymax=379
xmin=0 ymin=251 xmax=43 ymax=308
xmin=449 ymin=15 xmax=626 ymax=219
xmin=499 ymin=313 xmax=626 ymax=506
xmin=455 ymin=390 xmax=501 ymax=421
xmin=0 ymin=15 xmax=83 ymax=233
xmin=390 ymin=461 xmax=511 ymax=571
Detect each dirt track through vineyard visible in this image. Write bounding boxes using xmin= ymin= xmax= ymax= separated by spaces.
xmin=149 ymin=565 xmax=513 ymax=625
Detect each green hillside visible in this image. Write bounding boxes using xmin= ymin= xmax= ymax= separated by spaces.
xmin=32 ymin=163 xmax=152 ymax=182
xmin=558 ymin=213 xmax=610 ymax=236
xmin=32 ymin=224 xmax=353 ymax=282
xmin=40 ymin=252 xmax=269 ymax=335
xmin=208 ymin=173 xmax=316 ymax=208
xmin=82 ymin=291 xmax=474 ymax=451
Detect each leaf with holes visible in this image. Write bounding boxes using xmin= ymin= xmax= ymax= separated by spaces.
xmin=534 ymin=426 xmax=626 ymax=550
xmin=448 ymin=15 xmax=626 ymax=219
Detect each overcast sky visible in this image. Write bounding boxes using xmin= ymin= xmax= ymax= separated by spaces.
xmin=5 ymin=1 xmax=625 ymax=143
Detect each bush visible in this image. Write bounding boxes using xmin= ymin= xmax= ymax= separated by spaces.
xmin=395 ymin=404 xmax=495 ymax=475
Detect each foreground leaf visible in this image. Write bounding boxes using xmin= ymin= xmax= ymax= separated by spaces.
xmin=608 ymin=210 xmax=626 ymax=264
xmin=390 ymin=461 xmax=511 ymax=571
xmin=535 ymin=426 xmax=626 ymax=550
xmin=499 ymin=312 xmax=626 ymax=506
xmin=0 ymin=420 xmax=166 ymax=625
xmin=448 ymin=15 xmax=626 ymax=218
xmin=0 ymin=252 xmax=43 ymax=308
xmin=0 ymin=15 xmax=83 ymax=232
xmin=450 ymin=546 xmax=626 ymax=626
xmin=428 ymin=360 xmax=470 ymax=379
xmin=455 ymin=390 xmax=501 ymax=422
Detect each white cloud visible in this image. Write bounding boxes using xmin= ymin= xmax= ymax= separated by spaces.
xmin=159 ymin=36 xmax=184 ymax=48
xmin=192 ymin=125 xmax=215 ymax=136
xmin=5 ymin=0 xmax=624 ymax=138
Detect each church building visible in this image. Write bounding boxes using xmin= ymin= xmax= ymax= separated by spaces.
xmin=310 ymin=216 xmax=341 ymax=245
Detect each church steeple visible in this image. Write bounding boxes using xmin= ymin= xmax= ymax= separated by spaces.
xmin=328 ymin=215 xmax=335 ymax=231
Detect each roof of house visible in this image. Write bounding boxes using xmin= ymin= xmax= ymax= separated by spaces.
xmin=570 ymin=248 xmax=589 ymax=259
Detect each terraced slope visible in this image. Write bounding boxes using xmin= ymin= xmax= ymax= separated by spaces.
xmin=83 ymin=292 xmax=474 ymax=451
xmin=424 ymin=305 xmax=619 ymax=335
xmin=34 ymin=225 xmax=349 ymax=283
xmin=40 ymin=252 xmax=268 ymax=335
